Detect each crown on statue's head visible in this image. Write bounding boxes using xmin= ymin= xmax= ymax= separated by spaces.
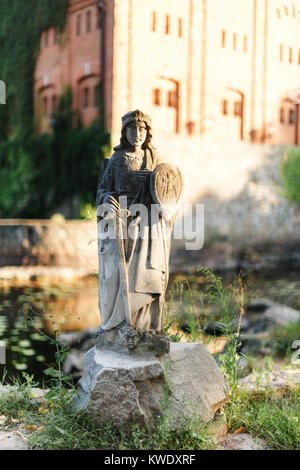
xmin=121 ymin=109 xmax=152 ymax=130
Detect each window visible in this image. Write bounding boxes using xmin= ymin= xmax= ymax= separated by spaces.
xmin=165 ymin=14 xmax=170 ymax=35
xmin=289 ymin=109 xmax=295 ymax=124
xmin=97 ymin=9 xmax=101 ymax=29
xmin=77 ymin=14 xmax=81 ymax=36
xmin=151 ymin=12 xmax=157 ymax=32
xmin=279 ymin=108 xmax=285 ymax=123
xmin=178 ymin=18 xmax=183 ymax=37
xmin=153 ymin=89 xmax=161 ymax=106
xmin=52 ymin=95 xmax=57 ymax=113
xmin=86 ymin=10 xmax=91 ymax=33
xmin=298 ymin=50 xmax=300 ymax=65
xmin=94 ymin=84 xmax=100 ymax=107
xmin=276 ymin=8 xmax=281 ymax=19
xmin=167 ymin=90 xmax=177 ymax=108
xmin=233 ymin=33 xmax=237 ymax=51
xmin=221 ymin=30 xmax=226 ymax=48
xmin=292 ymin=3 xmax=296 ymax=18
xmin=243 ymin=35 xmax=248 ymax=53
xmin=83 ymin=87 xmax=89 ymax=108
xmin=284 ymin=6 xmax=288 ymax=16
xmin=222 ymin=100 xmax=228 ymax=115
xmin=280 ymin=44 xmax=284 ymax=61
xmin=42 ymin=96 xmax=48 ymax=115
xmin=289 ymin=47 xmax=293 ymax=63
xmin=234 ymin=101 xmax=242 ymax=116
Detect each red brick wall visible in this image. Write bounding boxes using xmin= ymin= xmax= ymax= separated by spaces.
xmin=34 ymin=0 xmax=300 ymax=146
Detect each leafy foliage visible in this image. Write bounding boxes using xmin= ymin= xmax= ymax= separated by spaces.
xmin=269 ymin=319 xmax=300 ymax=359
xmin=0 ymin=0 xmax=69 ymax=137
xmin=226 ymin=388 xmax=300 ymax=450
xmin=0 ymin=2 xmax=110 ymax=218
xmin=280 ymin=147 xmax=300 ymax=204
xmin=0 ymin=85 xmax=110 ymax=218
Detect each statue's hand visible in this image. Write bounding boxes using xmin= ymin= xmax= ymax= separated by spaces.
xmin=104 ymin=194 xmax=120 ymax=213
xmin=132 ymin=170 xmax=152 ymax=183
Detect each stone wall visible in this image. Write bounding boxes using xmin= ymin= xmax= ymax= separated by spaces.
xmin=155 ymin=136 xmax=300 ymax=250
xmin=0 ymin=140 xmax=299 ymax=274
xmin=0 ymin=219 xmax=97 ymax=271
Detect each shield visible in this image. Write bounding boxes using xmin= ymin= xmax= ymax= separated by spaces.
xmin=150 ymin=163 xmax=184 ymax=220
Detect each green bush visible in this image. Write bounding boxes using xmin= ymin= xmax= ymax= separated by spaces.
xmin=280 ymin=147 xmax=300 ymax=204
xmin=0 ymin=0 xmax=69 ymax=137
xmin=0 ymin=88 xmax=110 ymax=218
xmin=269 ymin=319 xmax=300 ymax=359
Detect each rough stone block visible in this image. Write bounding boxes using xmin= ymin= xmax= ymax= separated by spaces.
xmin=74 ymin=342 xmax=228 ymax=430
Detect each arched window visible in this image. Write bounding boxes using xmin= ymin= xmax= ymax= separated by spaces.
xmin=280 ymin=44 xmax=284 ymax=61
xmin=165 ymin=15 xmax=170 ymax=35
xmin=221 ymin=30 xmax=226 ymax=48
xmin=52 ymin=95 xmax=57 ymax=113
xmin=153 ymin=89 xmax=161 ymax=106
xmin=94 ymin=84 xmax=100 ymax=107
xmin=178 ymin=18 xmax=183 ymax=38
xmin=289 ymin=109 xmax=295 ymax=124
xmin=77 ymin=14 xmax=81 ymax=36
xmin=43 ymin=96 xmax=48 ymax=115
xmin=234 ymin=101 xmax=242 ymax=116
xmin=151 ymin=12 xmax=157 ymax=32
xmin=87 ymin=10 xmax=91 ymax=33
xmin=83 ymin=87 xmax=90 ymax=108
xmin=222 ymin=100 xmax=228 ymax=115
xmin=167 ymin=90 xmax=177 ymax=107
xmin=232 ymin=33 xmax=237 ymax=51
xmin=279 ymin=108 xmax=285 ymax=123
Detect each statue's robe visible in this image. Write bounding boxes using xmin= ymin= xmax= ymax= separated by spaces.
xmin=96 ymin=147 xmax=172 ymax=332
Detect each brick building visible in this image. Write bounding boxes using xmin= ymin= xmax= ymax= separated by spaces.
xmin=34 ymin=0 xmax=300 ymax=145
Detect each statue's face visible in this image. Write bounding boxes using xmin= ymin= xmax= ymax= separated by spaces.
xmin=125 ymin=121 xmax=147 ymax=149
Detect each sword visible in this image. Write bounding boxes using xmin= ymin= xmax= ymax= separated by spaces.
xmin=115 ymin=208 xmax=132 ymax=326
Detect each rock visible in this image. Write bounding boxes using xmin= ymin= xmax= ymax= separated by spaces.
xmin=0 ymin=430 xmax=27 ymax=450
xmin=246 ymin=298 xmax=300 ymax=331
xmin=246 ymin=298 xmax=275 ymax=313
xmin=264 ymin=303 xmax=300 ymax=326
xmin=238 ymin=368 xmax=300 ymax=393
xmin=63 ymin=351 xmax=85 ymax=378
xmin=57 ymin=327 xmax=97 ymax=348
xmin=74 ymin=342 xmax=228 ymax=430
xmin=219 ymin=433 xmax=267 ymax=450
xmin=0 ymin=386 xmax=47 ymax=401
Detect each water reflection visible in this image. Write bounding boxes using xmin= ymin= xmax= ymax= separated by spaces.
xmin=0 ymin=277 xmax=99 ymax=384
xmin=0 ymin=270 xmax=300 ymax=385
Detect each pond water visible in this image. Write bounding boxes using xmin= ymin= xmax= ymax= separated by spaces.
xmin=0 ymin=269 xmax=300 ymax=385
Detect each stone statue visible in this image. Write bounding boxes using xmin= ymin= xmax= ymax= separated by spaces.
xmin=74 ymin=112 xmax=227 ymax=430
xmin=95 ymin=110 xmax=183 ymax=355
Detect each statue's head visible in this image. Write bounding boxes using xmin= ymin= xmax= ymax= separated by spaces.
xmin=119 ymin=324 xmax=142 ymax=350
xmin=114 ymin=109 xmax=154 ymax=151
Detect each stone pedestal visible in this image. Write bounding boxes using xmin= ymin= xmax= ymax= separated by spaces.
xmin=74 ymin=342 xmax=228 ymax=430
